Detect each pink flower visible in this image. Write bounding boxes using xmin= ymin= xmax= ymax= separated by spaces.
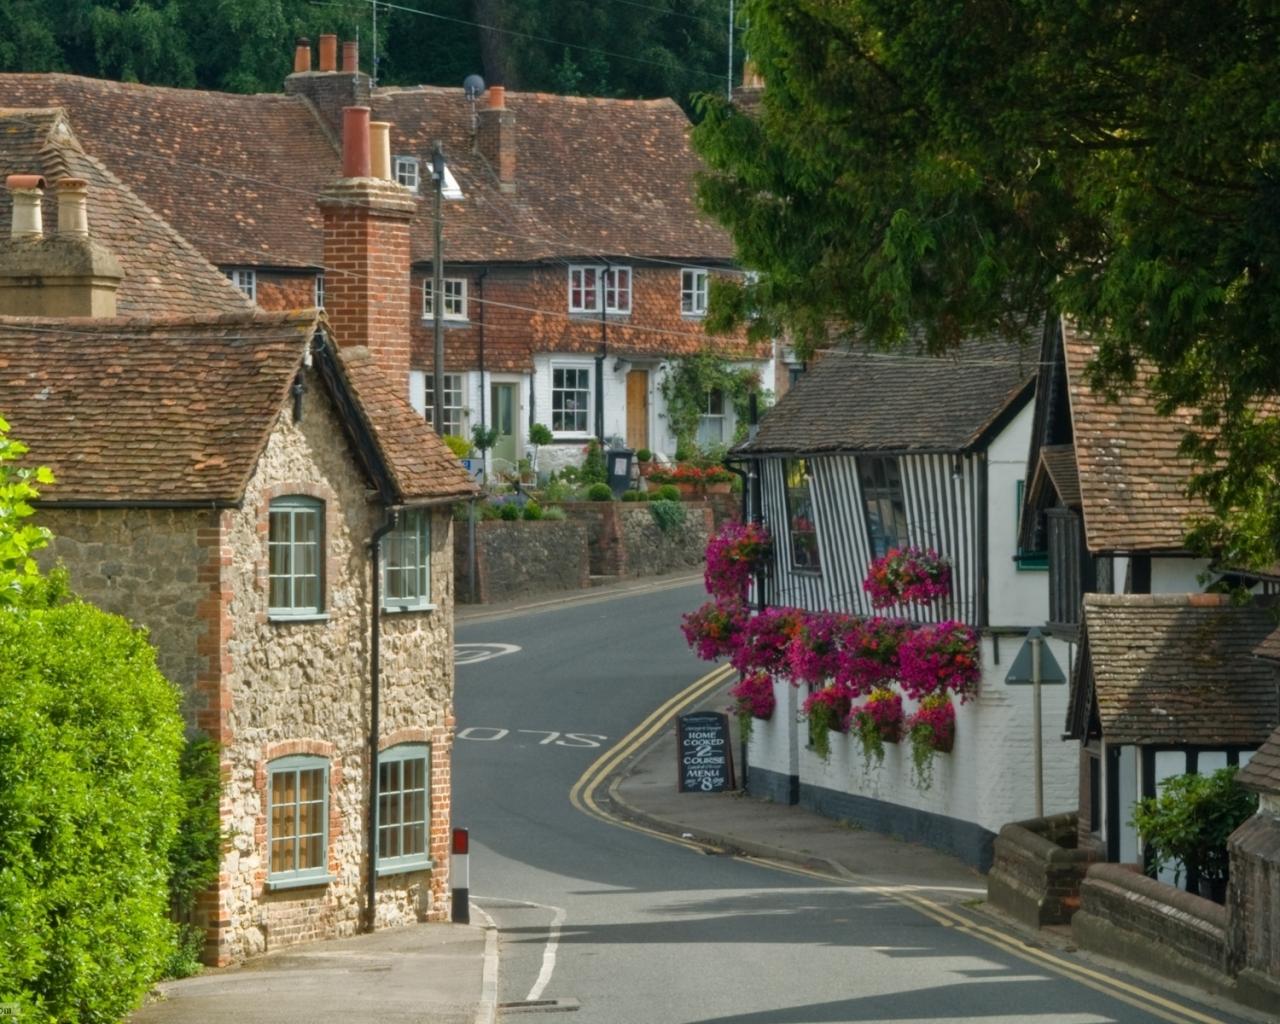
xmin=898 ymin=621 xmax=981 ymax=701
xmin=729 ymin=672 xmax=776 ymax=720
xmin=862 ymin=546 xmax=952 ymax=609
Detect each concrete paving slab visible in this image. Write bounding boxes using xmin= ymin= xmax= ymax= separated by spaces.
xmin=130 ymin=923 xmax=489 ymax=1024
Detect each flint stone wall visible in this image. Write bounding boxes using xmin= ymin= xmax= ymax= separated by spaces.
xmin=457 ymin=518 xmax=589 ymax=603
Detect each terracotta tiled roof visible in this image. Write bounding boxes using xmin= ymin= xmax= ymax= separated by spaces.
xmin=0 ymin=310 xmax=312 ymax=503
xmin=0 ymin=75 xmax=336 ymax=269
xmin=1040 ymin=444 xmax=1081 ymax=507
xmin=0 ymin=74 xmax=734 ymax=272
xmin=738 ymin=334 xmax=1038 ymax=455
xmin=1072 ymin=594 xmax=1280 ymax=746
xmin=0 ymin=109 xmax=251 ymax=316
xmin=1237 ymin=724 xmax=1280 ymax=795
xmin=375 ymin=88 xmax=734 ymax=265
xmin=334 ymin=345 xmax=477 ymax=503
xmin=1253 ymin=624 xmax=1280 ymax=663
xmin=1064 ymin=325 xmax=1205 ymax=552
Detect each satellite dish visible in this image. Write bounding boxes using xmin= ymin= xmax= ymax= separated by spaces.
xmin=463 ymin=74 xmax=486 ymax=100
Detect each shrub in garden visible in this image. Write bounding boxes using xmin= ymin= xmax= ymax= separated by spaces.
xmin=636 ymin=447 xmax=653 ymax=462
xmin=165 ymin=736 xmax=223 ymax=979
xmin=581 ymin=440 xmax=607 ymax=484
xmin=648 ymin=498 xmax=685 ymax=532
xmin=586 ymin=482 xmax=613 ymax=501
xmin=500 ymin=502 xmax=521 ymax=520
xmin=522 ymin=500 xmax=544 ymax=521
xmin=442 ymin=434 xmax=473 ymax=460
xmin=621 ymin=490 xmax=644 ymax=502
xmin=541 ymin=506 xmax=567 ymax=521
xmin=1130 ymin=767 xmax=1257 ymax=897
xmin=654 ymin=484 xmax=682 ymax=502
xmin=529 ymin=423 xmax=553 ymax=446
xmin=0 ymin=595 xmax=185 ymax=1022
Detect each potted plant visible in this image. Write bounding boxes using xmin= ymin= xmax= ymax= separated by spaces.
xmin=1130 ymin=766 xmax=1258 ymax=902
xmin=801 ymin=684 xmax=852 ymax=761
xmin=849 ymin=687 xmax=904 ymax=769
xmin=906 ymin=692 xmax=955 ymax=790
xmin=863 ymin=546 xmax=952 ymax=608
xmin=728 ymin=671 xmax=776 ymax=742
xmin=529 ymin=423 xmax=553 ymax=475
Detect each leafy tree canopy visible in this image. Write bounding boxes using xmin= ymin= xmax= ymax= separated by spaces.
xmin=692 ymin=1 xmax=1280 ymax=567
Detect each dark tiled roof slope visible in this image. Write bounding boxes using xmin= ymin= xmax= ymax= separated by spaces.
xmin=1075 ymin=594 xmax=1280 ymax=746
xmin=1041 ymin=445 xmax=1081 ymax=507
xmin=0 ymin=109 xmax=252 ymax=316
xmin=0 ymin=311 xmax=312 ymax=503
xmin=738 ymin=335 xmax=1038 ymax=455
xmin=374 ymin=88 xmax=735 ymax=264
xmin=336 ymin=346 xmax=477 ymax=503
xmin=1237 ymin=724 xmax=1280 ymax=795
xmin=0 ymin=75 xmax=336 ymax=269
xmin=1254 ymin=623 xmax=1280 ymax=662
xmin=1064 ymin=325 xmax=1205 ymax=552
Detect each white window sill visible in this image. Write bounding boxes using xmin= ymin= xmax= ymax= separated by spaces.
xmin=376 ymin=858 xmax=434 ymax=877
xmin=268 ymin=612 xmax=331 ymax=625
xmin=420 ymin=316 xmax=470 ymax=325
xmin=682 ymin=311 xmax=708 ymax=320
xmin=266 ymin=873 xmax=335 ymax=892
xmin=383 ymin=602 xmax=438 ymax=614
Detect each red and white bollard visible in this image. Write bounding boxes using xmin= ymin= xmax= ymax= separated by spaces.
xmin=451 ymin=827 xmax=470 ymax=924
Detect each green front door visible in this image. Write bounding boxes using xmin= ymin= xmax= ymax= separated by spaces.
xmin=491 ymin=383 xmax=518 ymax=467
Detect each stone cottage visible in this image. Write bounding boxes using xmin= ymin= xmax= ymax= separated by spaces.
xmin=0 ymin=110 xmax=476 ymax=963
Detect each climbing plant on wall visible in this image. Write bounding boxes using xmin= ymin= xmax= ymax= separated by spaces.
xmin=659 ymin=351 xmax=770 ymax=452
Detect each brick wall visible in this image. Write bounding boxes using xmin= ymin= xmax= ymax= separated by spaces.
xmin=254 ymin=270 xmax=317 ymax=312
xmin=987 ymin=812 xmax=1096 ymax=928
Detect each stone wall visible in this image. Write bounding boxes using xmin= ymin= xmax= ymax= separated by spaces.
xmin=1072 ymin=863 xmax=1231 ymax=997
xmin=457 ymin=518 xmax=589 ymax=604
xmin=987 ymin=812 xmax=1097 ymax=928
xmin=1226 ymin=814 xmax=1280 ymax=1013
xmin=615 ymin=502 xmax=713 ymax=576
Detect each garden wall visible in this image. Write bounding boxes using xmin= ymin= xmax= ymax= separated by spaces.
xmin=1072 ymin=863 xmax=1232 ymax=997
xmin=1226 ymin=813 xmax=1280 ymax=1012
xmin=743 ymin=634 xmax=1078 ymax=872
xmin=986 ymin=813 xmax=1097 ymax=928
xmin=455 ymin=519 xmax=589 ymax=604
xmin=561 ymin=501 xmax=714 ymax=577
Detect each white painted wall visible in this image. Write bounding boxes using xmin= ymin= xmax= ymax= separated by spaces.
xmin=987 ymin=402 xmax=1050 ymax=628
xmin=1150 ymin=556 xmax=1210 ymax=593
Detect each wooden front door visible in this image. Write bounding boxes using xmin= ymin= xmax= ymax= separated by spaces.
xmin=626 ymin=370 xmax=649 ymax=450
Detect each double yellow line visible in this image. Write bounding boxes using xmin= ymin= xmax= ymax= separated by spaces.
xmin=572 ymin=664 xmax=1235 ymax=1024
xmin=569 ymin=662 xmax=735 ymax=852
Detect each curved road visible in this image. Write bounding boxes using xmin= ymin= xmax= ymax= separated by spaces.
xmin=454 ymin=581 xmax=1256 ymax=1024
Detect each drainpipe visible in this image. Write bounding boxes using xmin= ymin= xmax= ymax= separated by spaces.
xmin=366 ymin=509 xmax=398 ymax=933
xmin=596 ymin=270 xmax=607 ymax=443
xmin=976 ymin=452 xmax=990 ymax=629
xmin=477 ymin=268 xmax=489 ymax=432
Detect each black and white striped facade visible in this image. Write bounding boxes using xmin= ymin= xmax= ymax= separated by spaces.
xmin=754 ymin=452 xmax=986 ymax=625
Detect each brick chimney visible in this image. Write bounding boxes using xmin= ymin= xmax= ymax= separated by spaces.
xmin=317 ymin=107 xmax=415 ymax=387
xmin=285 ymin=33 xmax=371 ymax=141
xmin=476 ymin=86 xmax=516 ymax=193
xmin=0 ymin=176 xmax=123 ymax=317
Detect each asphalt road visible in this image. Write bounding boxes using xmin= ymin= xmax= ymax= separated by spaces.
xmin=454 ymin=580 xmax=1258 ymax=1024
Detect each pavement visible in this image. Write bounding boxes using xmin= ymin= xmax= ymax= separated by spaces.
xmin=132 ymin=572 xmax=984 ymax=1024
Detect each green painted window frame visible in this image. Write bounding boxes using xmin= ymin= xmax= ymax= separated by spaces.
xmin=376 ymin=744 xmax=433 ymax=875
xmin=383 ymin=509 xmax=432 ymax=612
xmin=268 ymin=496 xmax=325 ymax=617
xmin=1015 ymin=480 xmax=1049 ymax=571
xmin=266 ymin=754 xmax=333 ymax=890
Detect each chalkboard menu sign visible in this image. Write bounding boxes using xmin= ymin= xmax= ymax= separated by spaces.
xmin=677 ymin=711 xmax=735 ymax=793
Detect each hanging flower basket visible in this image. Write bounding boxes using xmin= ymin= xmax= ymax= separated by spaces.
xmin=801 ymin=684 xmax=852 ymax=761
xmin=703 ymin=521 xmax=772 ymax=605
xmin=906 ymin=693 xmax=956 ymax=790
xmin=680 ymin=600 xmax=747 ymax=662
xmin=833 ymin=616 xmax=909 ymax=695
xmin=786 ymin=611 xmax=855 ymax=685
xmin=850 ymin=687 xmax=904 ymax=769
xmin=728 ymin=671 xmax=775 ymax=742
xmin=898 ymin=620 xmax=981 ymax=702
xmin=863 ymin=547 xmax=952 ymax=609
xmin=730 ymin=606 xmax=804 ymax=678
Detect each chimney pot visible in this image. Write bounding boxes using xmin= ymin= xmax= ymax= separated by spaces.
xmin=6 ymin=174 xmax=46 ymax=238
xmin=369 ymin=122 xmax=392 ymax=181
xmin=342 ymin=40 xmax=359 ymax=74
xmin=318 ymin=34 xmax=338 ymax=73
xmin=293 ymin=37 xmax=312 ymax=74
xmin=487 ymin=85 xmax=506 ymax=110
xmin=55 ymin=178 xmax=89 ymax=237
xmin=342 ymin=106 xmax=372 ymax=179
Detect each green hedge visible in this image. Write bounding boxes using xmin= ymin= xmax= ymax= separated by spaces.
xmin=0 ymin=598 xmax=185 ymax=1023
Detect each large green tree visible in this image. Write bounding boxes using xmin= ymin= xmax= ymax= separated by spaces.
xmin=693 ymin=1 xmax=1280 ymax=567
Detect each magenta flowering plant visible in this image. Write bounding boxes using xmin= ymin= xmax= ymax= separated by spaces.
xmin=728 ymin=671 xmax=776 ymax=741
xmin=786 ymin=611 xmax=856 ymax=685
xmin=680 ymin=600 xmax=747 ymax=662
xmin=801 ymin=683 xmax=853 ymax=760
xmin=730 ymin=606 xmax=804 ymax=678
xmin=849 ymin=686 xmax=904 ymax=768
xmin=897 ymin=620 xmax=981 ymax=701
xmin=906 ymin=693 xmax=956 ymax=789
xmin=862 ymin=546 xmax=952 ymax=609
xmin=704 ymin=520 xmax=772 ymax=604
xmin=832 ymin=617 xmax=909 ymax=695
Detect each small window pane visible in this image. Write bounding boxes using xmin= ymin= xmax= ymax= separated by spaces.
xmin=376 ymin=746 xmax=431 ymax=869
xmin=269 ymin=499 xmax=324 ymax=615
xmin=785 ymin=459 xmax=822 ymax=572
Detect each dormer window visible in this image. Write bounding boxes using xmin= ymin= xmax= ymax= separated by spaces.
xmin=394 ymin=156 xmax=420 ymax=192
xmin=226 ymin=268 xmax=257 ymax=302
